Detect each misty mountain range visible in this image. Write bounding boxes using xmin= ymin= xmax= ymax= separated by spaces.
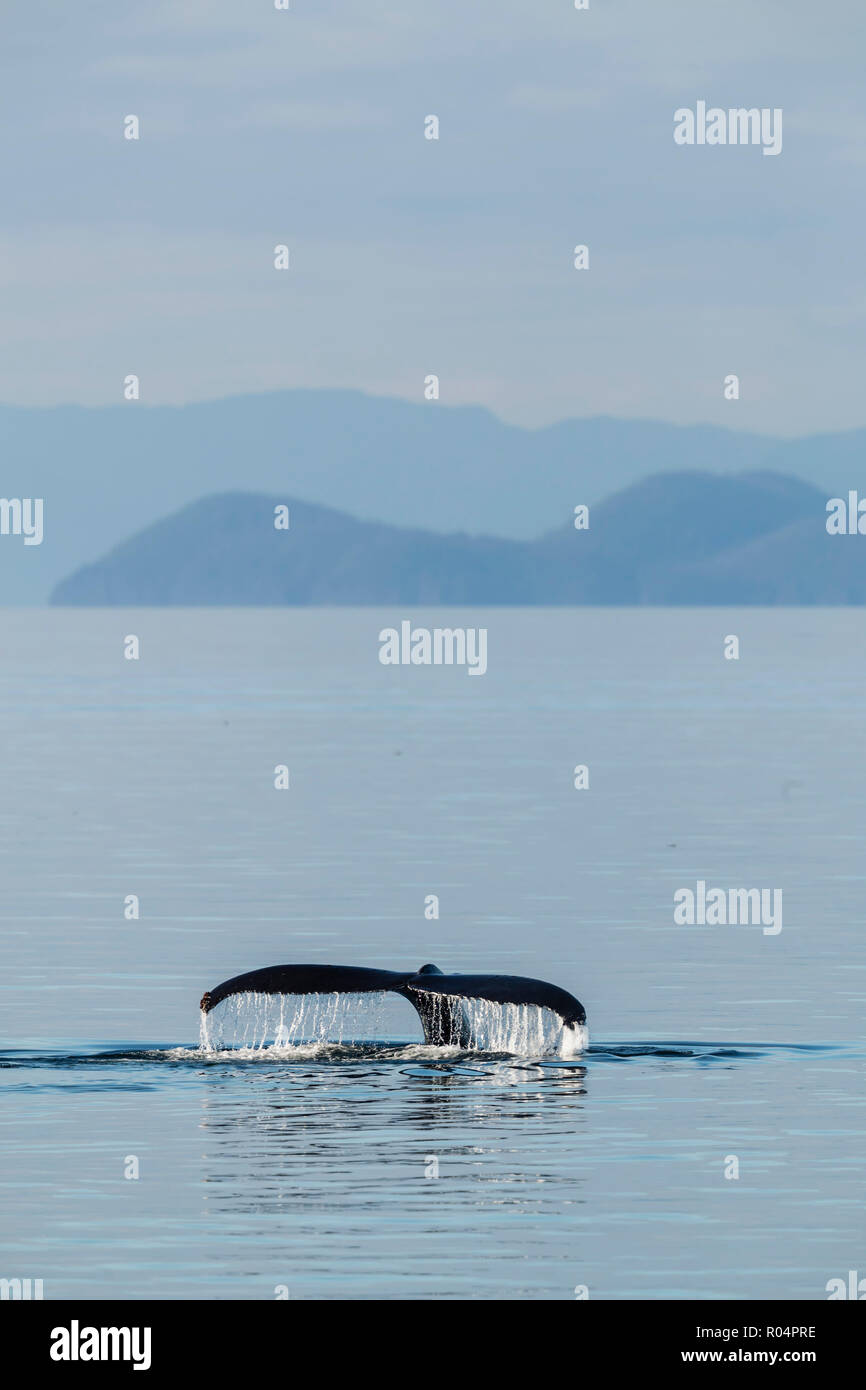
xmin=4 ymin=388 xmax=866 ymax=604
xmin=51 ymin=469 xmax=865 ymax=606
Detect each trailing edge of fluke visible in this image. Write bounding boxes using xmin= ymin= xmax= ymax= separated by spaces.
xmin=199 ymin=962 xmax=586 ymax=1047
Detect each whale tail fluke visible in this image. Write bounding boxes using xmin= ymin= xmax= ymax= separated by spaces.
xmin=199 ymin=961 xmax=586 ymax=1048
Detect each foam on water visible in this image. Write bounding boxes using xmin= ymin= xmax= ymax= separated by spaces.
xmin=199 ymin=990 xmax=589 ymax=1057
xmin=174 ymin=1040 xmax=470 ymax=1063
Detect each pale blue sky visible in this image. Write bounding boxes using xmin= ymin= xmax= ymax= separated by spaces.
xmin=1 ymin=0 xmax=863 ymax=433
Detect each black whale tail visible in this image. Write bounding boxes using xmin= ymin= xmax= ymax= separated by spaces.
xmin=199 ymin=961 xmax=587 ymax=1049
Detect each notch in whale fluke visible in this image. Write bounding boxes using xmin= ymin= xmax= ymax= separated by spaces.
xmin=199 ymin=961 xmax=586 ymax=1046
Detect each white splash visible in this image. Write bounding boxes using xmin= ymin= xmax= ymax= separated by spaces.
xmin=456 ymin=997 xmax=589 ymax=1057
xmin=200 ymin=990 xmax=391 ymax=1052
xmin=199 ymin=990 xmax=589 ymax=1058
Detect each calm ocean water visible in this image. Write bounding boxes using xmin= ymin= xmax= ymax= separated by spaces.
xmin=1 ymin=608 xmax=864 ymax=1300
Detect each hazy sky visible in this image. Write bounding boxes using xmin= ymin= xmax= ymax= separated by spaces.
xmin=1 ymin=0 xmax=863 ymax=433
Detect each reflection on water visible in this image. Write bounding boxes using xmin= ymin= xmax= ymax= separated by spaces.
xmin=195 ymin=1048 xmax=589 ymax=1209
xmin=0 ymin=1040 xmax=860 ymax=1298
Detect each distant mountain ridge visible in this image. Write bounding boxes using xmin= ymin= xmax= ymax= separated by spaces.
xmin=51 ymin=470 xmax=865 ymax=606
xmin=4 ymin=387 xmax=866 ymax=603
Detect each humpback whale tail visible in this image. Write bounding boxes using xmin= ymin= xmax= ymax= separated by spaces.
xmin=199 ymin=961 xmax=587 ymax=1051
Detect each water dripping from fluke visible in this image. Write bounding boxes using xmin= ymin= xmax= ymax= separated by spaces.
xmin=199 ymin=991 xmax=396 ymax=1053
xmin=198 ymin=989 xmax=589 ymax=1059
